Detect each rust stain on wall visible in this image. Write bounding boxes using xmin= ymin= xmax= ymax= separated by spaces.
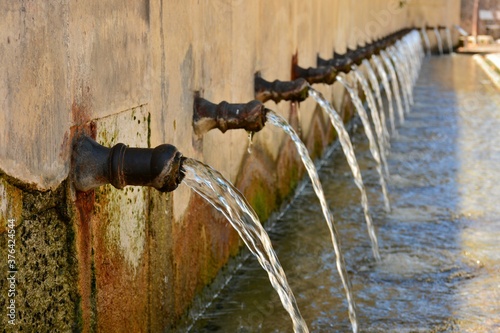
xmin=172 ymin=193 xmax=239 ymax=321
xmin=71 ymin=98 xmax=97 ymax=332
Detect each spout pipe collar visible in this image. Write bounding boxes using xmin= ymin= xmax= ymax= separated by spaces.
xmin=193 ymin=97 xmax=267 ymax=135
xmin=254 ymin=74 xmax=309 ymax=103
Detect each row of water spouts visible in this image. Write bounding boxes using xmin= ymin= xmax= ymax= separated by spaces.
xmin=421 ymin=26 xmax=454 ymax=56
xmin=69 ymin=25 xmax=448 ymax=332
xmin=184 ymin=29 xmax=429 ymax=333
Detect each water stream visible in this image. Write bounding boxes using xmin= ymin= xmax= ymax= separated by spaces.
xmin=445 ymin=27 xmax=453 ymax=53
xmin=352 ymin=67 xmax=390 ymax=178
xmin=266 ymin=110 xmax=358 ymax=333
xmin=396 ymin=41 xmax=416 ymax=105
xmin=362 ymin=59 xmax=390 ymax=149
xmin=182 ymin=158 xmax=309 ymax=332
xmin=387 ymin=46 xmax=411 ymax=114
xmin=403 ymin=32 xmax=423 ymax=85
xmin=381 ymin=51 xmax=405 ymax=125
xmin=421 ymin=27 xmax=432 ymax=56
xmin=406 ymin=31 xmax=425 ymax=86
xmin=434 ymin=27 xmax=444 ymax=55
xmin=372 ymin=55 xmax=397 ymax=135
xmin=336 ymin=75 xmax=391 ymax=213
xmin=308 ymin=87 xmax=380 ymax=261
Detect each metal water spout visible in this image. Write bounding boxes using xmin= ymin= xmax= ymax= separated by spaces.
xmin=72 ymin=135 xmax=185 ymax=192
xmin=292 ymin=63 xmax=337 ymax=85
xmin=317 ymin=52 xmax=353 ymax=73
xmin=254 ymin=72 xmax=309 ymax=103
xmin=291 ymin=53 xmax=337 ymax=85
xmin=347 ymin=46 xmax=371 ymax=66
xmin=193 ymin=96 xmax=268 ymax=135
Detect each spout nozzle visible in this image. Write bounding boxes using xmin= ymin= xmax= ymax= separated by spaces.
xmin=72 ymin=135 xmax=185 ymax=192
xmin=193 ymin=97 xmax=267 ymax=135
xmin=149 ymin=144 xmax=185 ymax=192
xmin=254 ymin=74 xmax=309 ymax=103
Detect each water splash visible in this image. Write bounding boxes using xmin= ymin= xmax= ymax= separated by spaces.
xmin=336 ymin=75 xmax=391 ymax=213
xmin=266 ymin=110 xmax=359 ymax=333
xmin=380 ymin=51 xmax=405 ymax=125
xmin=308 ymin=87 xmax=381 ymax=262
xmin=352 ymin=67 xmax=390 ymax=178
xmin=434 ymin=27 xmax=444 ymax=55
xmin=182 ymin=158 xmax=309 ymax=333
xmin=372 ymin=55 xmax=397 ymax=136
xmin=362 ymin=59 xmax=391 ymax=149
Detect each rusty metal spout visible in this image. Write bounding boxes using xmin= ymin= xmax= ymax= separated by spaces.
xmin=317 ymin=52 xmax=353 ymax=73
xmin=72 ymin=135 xmax=185 ymax=192
xmin=292 ymin=63 xmax=337 ymax=85
xmin=254 ymin=73 xmax=309 ymax=103
xmin=193 ymin=96 xmax=267 ymax=135
xmin=347 ymin=47 xmax=366 ymax=66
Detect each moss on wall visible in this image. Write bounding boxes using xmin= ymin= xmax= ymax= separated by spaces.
xmin=0 ymin=178 xmax=80 ymax=331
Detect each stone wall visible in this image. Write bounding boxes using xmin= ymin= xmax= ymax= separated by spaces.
xmin=0 ymin=1 xmax=460 ymax=331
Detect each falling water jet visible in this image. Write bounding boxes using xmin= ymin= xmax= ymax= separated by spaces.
xmin=421 ymin=27 xmax=432 ymax=56
xmin=362 ymin=59 xmax=391 ymax=150
xmin=266 ymin=110 xmax=359 ymax=333
xmin=351 ymin=66 xmax=390 ymax=179
xmin=308 ymin=87 xmax=381 ymax=262
xmin=386 ymin=47 xmax=411 ymax=115
xmin=393 ymin=42 xmax=415 ymax=106
xmin=434 ymin=26 xmax=444 ymax=55
xmin=182 ymin=159 xmax=309 ymax=333
xmin=404 ymin=31 xmax=425 ymax=83
xmin=445 ymin=26 xmax=454 ymax=54
xmin=372 ymin=55 xmax=397 ymax=136
xmin=336 ymin=75 xmax=391 ymax=213
xmin=380 ymin=51 xmax=405 ymax=126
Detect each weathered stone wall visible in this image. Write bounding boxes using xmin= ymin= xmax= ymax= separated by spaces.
xmin=407 ymin=0 xmax=462 ymax=52
xmin=0 ymin=1 xmax=460 ymax=331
